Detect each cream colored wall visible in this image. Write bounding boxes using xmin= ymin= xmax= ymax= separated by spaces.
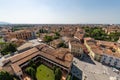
xmin=89 ymin=50 xmax=95 ymax=58
xmin=116 ymin=47 xmax=120 ymax=53
xmin=84 ymin=40 xmax=95 ymax=58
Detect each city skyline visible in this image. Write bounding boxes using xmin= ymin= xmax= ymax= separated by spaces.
xmin=0 ymin=0 xmax=120 ymax=24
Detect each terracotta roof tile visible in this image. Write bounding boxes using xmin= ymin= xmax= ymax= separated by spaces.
xmin=6 ymin=44 xmax=73 ymax=74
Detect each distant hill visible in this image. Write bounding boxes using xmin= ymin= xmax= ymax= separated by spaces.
xmin=0 ymin=22 xmax=10 ymax=25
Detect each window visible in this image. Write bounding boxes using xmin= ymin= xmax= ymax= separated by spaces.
xmin=109 ymin=57 xmax=113 ymax=62
xmin=114 ymin=61 xmax=117 ymax=66
xmin=103 ymin=58 xmax=106 ymax=61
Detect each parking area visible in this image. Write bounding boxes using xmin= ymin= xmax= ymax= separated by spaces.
xmin=72 ymin=55 xmax=120 ymax=80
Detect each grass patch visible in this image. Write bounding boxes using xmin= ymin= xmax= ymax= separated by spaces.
xmin=0 ymin=38 xmax=4 ymax=42
xmin=36 ymin=64 xmax=55 ymax=80
xmin=67 ymin=75 xmax=71 ymax=80
xmin=0 ymin=42 xmax=6 ymax=45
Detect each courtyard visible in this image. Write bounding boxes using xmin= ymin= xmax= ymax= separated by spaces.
xmin=36 ymin=64 xmax=55 ymax=80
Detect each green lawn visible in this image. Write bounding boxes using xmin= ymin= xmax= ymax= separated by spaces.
xmin=36 ymin=64 xmax=55 ymax=80
xmin=0 ymin=38 xmax=4 ymax=42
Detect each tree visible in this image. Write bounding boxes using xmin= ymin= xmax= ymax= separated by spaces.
xmin=28 ymin=60 xmax=37 ymax=69
xmin=58 ymin=42 xmax=68 ymax=48
xmin=53 ymin=66 xmax=57 ymax=74
xmin=12 ymin=75 xmax=20 ymax=80
xmin=39 ymin=29 xmax=48 ymax=33
xmin=83 ymin=26 xmax=120 ymax=42
xmin=25 ymin=67 xmax=36 ymax=80
xmin=1 ymin=43 xmax=17 ymax=55
xmin=108 ymin=32 xmax=120 ymax=42
xmin=54 ymin=36 xmax=59 ymax=39
xmin=0 ymin=42 xmax=6 ymax=49
xmin=53 ymin=32 xmax=60 ymax=39
xmin=0 ymin=71 xmax=14 ymax=80
xmin=44 ymin=35 xmax=53 ymax=43
xmin=55 ymin=68 xmax=62 ymax=80
xmin=39 ymin=29 xmax=44 ymax=33
xmin=55 ymin=32 xmax=60 ymax=37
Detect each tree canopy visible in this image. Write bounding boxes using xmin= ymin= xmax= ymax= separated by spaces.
xmin=58 ymin=42 xmax=68 ymax=48
xmin=54 ymin=68 xmax=62 ymax=80
xmin=39 ymin=29 xmax=48 ymax=33
xmin=0 ymin=71 xmax=14 ymax=80
xmin=54 ymin=32 xmax=60 ymax=39
xmin=0 ymin=43 xmax=17 ymax=55
xmin=84 ymin=27 xmax=120 ymax=42
xmin=25 ymin=67 xmax=36 ymax=80
xmin=44 ymin=35 xmax=53 ymax=43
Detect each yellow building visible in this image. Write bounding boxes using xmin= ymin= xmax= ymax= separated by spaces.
xmin=84 ymin=38 xmax=103 ymax=61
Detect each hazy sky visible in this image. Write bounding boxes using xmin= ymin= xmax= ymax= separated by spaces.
xmin=0 ymin=0 xmax=120 ymax=24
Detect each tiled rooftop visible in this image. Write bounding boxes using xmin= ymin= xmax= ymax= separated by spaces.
xmin=3 ymin=44 xmax=73 ymax=74
xmin=86 ymin=38 xmax=120 ymax=58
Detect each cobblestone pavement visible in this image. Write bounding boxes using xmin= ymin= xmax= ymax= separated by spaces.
xmin=71 ymin=55 xmax=120 ymax=80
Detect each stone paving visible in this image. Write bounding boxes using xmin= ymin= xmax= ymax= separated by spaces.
xmin=71 ymin=55 xmax=120 ymax=80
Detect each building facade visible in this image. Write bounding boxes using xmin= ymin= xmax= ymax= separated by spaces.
xmin=6 ymin=30 xmax=36 ymax=41
xmin=101 ymin=54 xmax=120 ymax=69
xmin=69 ymin=39 xmax=84 ymax=58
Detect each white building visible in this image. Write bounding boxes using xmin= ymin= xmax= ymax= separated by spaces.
xmin=69 ymin=39 xmax=84 ymax=58
xmin=101 ymin=54 xmax=120 ymax=69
